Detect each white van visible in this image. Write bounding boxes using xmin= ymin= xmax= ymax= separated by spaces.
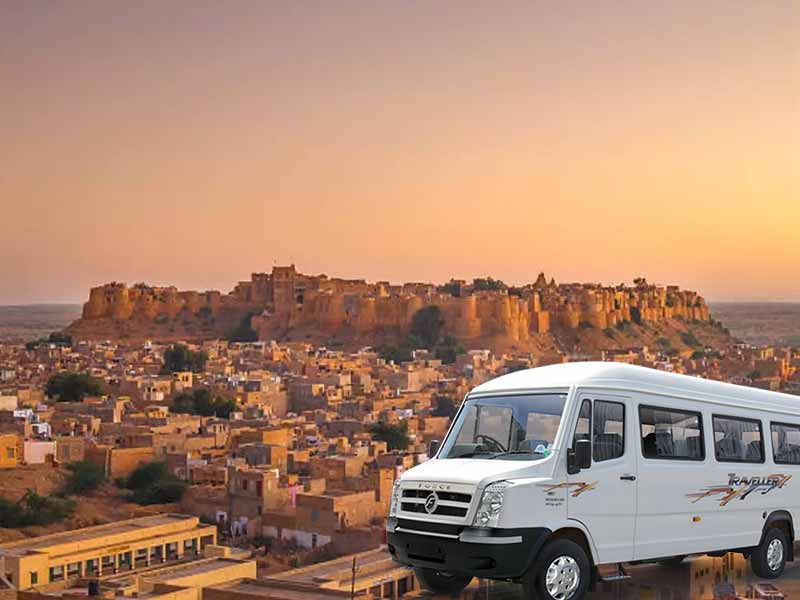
xmin=386 ymin=363 xmax=800 ymax=600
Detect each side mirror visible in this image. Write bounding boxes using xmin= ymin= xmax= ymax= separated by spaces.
xmin=567 ymin=439 xmax=591 ymax=474
xmin=428 ymin=439 xmax=441 ymax=458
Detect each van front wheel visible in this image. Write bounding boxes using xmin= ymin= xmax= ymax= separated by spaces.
xmin=524 ymin=539 xmax=591 ymax=600
xmin=751 ymin=527 xmax=788 ymax=579
xmin=412 ymin=568 xmax=472 ymax=595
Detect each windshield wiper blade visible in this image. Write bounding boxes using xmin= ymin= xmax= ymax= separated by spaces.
xmin=488 ymin=451 xmax=543 ymax=459
xmin=453 ymin=451 xmax=497 ymax=458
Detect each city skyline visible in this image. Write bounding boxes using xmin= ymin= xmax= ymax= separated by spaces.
xmin=2 ymin=1 xmax=798 ymax=304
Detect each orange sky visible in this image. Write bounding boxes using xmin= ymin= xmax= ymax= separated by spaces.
xmin=1 ymin=1 xmax=798 ymax=304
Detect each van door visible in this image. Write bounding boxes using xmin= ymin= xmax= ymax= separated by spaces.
xmin=633 ymin=401 xmax=710 ymax=559
xmin=567 ymin=394 xmax=637 ymax=563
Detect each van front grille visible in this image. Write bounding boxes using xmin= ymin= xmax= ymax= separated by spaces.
xmin=398 ymin=485 xmax=473 ymax=520
xmin=402 ymin=489 xmax=472 ymax=503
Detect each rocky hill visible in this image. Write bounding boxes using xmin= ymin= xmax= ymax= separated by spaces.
xmin=66 ymin=266 xmax=727 ymax=356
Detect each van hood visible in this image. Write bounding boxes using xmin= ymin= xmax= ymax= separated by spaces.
xmin=400 ymin=456 xmax=551 ymax=487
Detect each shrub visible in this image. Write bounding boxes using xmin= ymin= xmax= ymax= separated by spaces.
xmin=172 ymin=388 xmax=237 ymax=418
xmin=162 ymin=344 xmax=207 ymax=373
xmin=124 ymin=462 xmax=188 ymax=506
xmin=45 ymin=372 xmax=104 ymax=402
xmin=63 ymin=460 xmax=105 ymax=495
xmin=0 ymin=491 xmax=75 ymax=527
xmin=369 ymin=421 xmax=410 ymax=451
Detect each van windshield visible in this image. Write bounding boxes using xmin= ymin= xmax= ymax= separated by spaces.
xmin=440 ymin=394 xmax=567 ymax=460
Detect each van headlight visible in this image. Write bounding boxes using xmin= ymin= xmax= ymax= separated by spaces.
xmin=472 ymin=481 xmax=510 ymax=528
xmin=389 ymin=480 xmax=401 ymax=517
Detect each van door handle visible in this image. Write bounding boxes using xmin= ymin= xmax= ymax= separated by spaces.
xmin=620 ymin=474 xmax=636 ymax=481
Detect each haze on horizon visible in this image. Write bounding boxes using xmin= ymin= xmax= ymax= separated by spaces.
xmin=1 ymin=1 xmax=798 ymax=305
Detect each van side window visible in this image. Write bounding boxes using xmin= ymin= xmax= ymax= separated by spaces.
xmin=573 ymin=399 xmax=591 ymax=449
xmin=713 ymin=415 xmax=764 ymax=463
xmin=639 ymin=406 xmax=704 ymax=461
xmin=593 ymin=401 xmax=624 ymax=461
xmin=771 ymin=422 xmax=800 ymax=465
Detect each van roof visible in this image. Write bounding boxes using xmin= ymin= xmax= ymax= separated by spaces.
xmin=470 ymin=362 xmax=800 ymax=415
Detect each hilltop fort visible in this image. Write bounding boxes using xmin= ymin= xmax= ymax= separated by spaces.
xmin=66 ymin=266 xmax=712 ymax=352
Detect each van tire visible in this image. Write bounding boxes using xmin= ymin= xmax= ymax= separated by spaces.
xmin=524 ymin=539 xmax=591 ymax=600
xmin=751 ymin=527 xmax=788 ymax=579
xmin=412 ymin=567 xmax=472 ymax=595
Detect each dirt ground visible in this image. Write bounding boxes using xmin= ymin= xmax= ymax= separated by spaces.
xmin=0 ymin=465 xmax=179 ymax=544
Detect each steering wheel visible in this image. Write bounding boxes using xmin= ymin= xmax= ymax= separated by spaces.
xmin=475 ymin=433 xmax=507 ymax=453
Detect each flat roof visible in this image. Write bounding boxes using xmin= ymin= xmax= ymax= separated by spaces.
xmin=271 ymin=549 xmax=394 ymax=585
xmin=0 ymin=514 xmax=202 ymax=555
xmin=144 ymin=558 xmax=248 ymax=581
xmin=470 ymin=362 xmax=800 ymax=414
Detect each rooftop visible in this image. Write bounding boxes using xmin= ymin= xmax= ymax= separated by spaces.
xmin=0 ymin=514 xmax=201 ymax=556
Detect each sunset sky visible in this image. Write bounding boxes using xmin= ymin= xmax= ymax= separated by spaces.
xmin=1 ymin=1 xmax=798 ymax=304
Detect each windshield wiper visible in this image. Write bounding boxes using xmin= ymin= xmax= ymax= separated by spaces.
xmin=488 ymin=450 xmax=544 ymax=460
xmin=451 ymin=451 xmax=498 ymax=459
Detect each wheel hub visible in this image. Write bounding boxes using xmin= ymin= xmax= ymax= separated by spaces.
xmin=545 ymin=555 xmax=581 ymax=600
xmin=767 ymin=538 xmax=784 ymax=571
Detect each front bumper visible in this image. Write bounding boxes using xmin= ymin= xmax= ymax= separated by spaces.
xmin=386 ymin=518 xmax=550 ymax=580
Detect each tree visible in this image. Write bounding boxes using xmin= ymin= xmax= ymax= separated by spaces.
xmin=25 ymin=332 xmax=72 ymax=351
xmin=45 ymin=372 xmax=104 ymax=402
xmin=162 ymin=344 xmax=207 ymax=373
xmin=172 ymin=388 xmax=237 ymax=418
xmin=63 ymin=460 xmax=105 ymax=495
xmin=471 ymin=277 xmax=506 ymax=291
xmin=410 ymin=306 xmax=444 ymax=349
xmin=0 ymin=491 xmax=75 ymax=528
xmin=123 ymin=461 xmax=188 ymax=505
xmin=378 ymin=344 xmax=413 ymax=364
xmin=432 ymin=395 xmax=458 ymax=419
xmin=434 ymin=335 xmax=464 ymax=365
xmin=369 ymin=421 xmax=410 ymax=451
xmin=227 ymin=313 xmax=258 ymax=342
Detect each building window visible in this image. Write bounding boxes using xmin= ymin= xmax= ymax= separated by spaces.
xmin=242 ymin=480 xmax=248 ymax=490
xmin=200 ymin=535 xmax=214 ymax=550
xmin=85 ymin=559 xmax=99 ymax=575
xmin=183 ymin=539 xmax=197 ymax=554
xmin=6 ymin=447 xmax=13 ymax=459
xmin=30 ymin=571 xmax=38 ymax=586
xmin=640 ymin=405 xmax=704 ymax=460
xmin=118 ymin=552 xmax=132 ymax=570
xmin=166 ymin=542 xmax=179 ymax=560
xmin=49 ymin=566 xmax=64 ymax=582
xmin=150 ymin=546 xmax=164 ymax=563
xmin=593 ymin=400 xmax=625 ymax=462
xmin=713 ymin=415 xmax=764 ymax=463
xmin=67 ymin=562 xmax=81 ymax=578
xmin=135 ymin=548 xmax=148 ymax=567
xmin=101 ymin=555 xmax=115 ymax=572
xmin=771 ymin=422 xmax=800 ymax=465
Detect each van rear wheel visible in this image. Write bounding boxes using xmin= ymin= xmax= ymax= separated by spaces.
xmin=751 ymin=527 xmax=788 ymax=579
xmin=412 ymin=567 xmax=472 ymax=595
xmin=524 ymin=539 xmax=591 ymax=600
